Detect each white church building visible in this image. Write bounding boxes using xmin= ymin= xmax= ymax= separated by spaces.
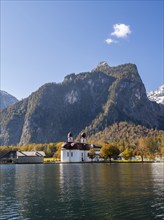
xmin=61 ymin=132 xmax=101 ymax=162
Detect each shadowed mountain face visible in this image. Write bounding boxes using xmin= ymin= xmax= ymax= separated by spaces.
xmin=0 ymin=63 xmax=163 ymax=146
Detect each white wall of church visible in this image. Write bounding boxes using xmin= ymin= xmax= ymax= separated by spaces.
xmin=61 ymin=149 xmax=91 ymax=162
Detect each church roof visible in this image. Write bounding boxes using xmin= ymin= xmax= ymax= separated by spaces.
xmin=62 ymin=142 xmax=91 ymax=150
xmin=62 ymin=142 xmax=72 ymax=149
xmin=0 ymin=150 xmax=45 ymax=159
xmin=17 ymin=151 xmax=45 ymax=157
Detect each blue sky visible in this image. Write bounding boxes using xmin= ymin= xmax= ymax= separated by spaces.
xmin=1 ymin=0 xmax=163 ymax=99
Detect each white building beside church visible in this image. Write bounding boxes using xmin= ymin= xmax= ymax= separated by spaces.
xmin=61 ymin=132 xmax=101 ymax=162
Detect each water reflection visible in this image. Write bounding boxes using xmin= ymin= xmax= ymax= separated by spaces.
xmin=58 ymin=163 xmax=157 ymax=220
xmin=151 ymin=163 xmax=164 ymax=219
xmin=0 ymin=163 xmax=164 ymax=220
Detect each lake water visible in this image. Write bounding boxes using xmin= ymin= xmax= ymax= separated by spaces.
xmin=0 ymin=163 xmax=164 ymax=220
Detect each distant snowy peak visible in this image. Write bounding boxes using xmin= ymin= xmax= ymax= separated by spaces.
xmin=0 ymin=90 xmax=18 ymax=109
xmin=147 ymin=85 xmax=164 ymax=105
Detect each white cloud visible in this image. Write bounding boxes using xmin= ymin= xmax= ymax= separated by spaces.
xmin=105 ymin=38 xmax=118 ymax=45
xmin=111 ymin=23 xmax=131 ymax=38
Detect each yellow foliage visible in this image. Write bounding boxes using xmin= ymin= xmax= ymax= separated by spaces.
xmin=0 ymin=142 xmax=64 ymax=158
xmin=44 ymin=158 xmax=57 ymax=163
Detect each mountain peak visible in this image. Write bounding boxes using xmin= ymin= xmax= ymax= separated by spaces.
xmin=0 ymin=90 xmax=18 ymax=110
xmin=91 ymin=61 xmax=110 ymax=72
xmin=147 ymin=85 xmax=164 ymax=105
xmin=0 ymin=63 xmax=163 ymax=146
xmin=97 ymin=61 xmax=109 ymax=67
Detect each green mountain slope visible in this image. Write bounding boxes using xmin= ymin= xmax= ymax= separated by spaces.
xmin=0 ymin=62 xmax=163 ymax=146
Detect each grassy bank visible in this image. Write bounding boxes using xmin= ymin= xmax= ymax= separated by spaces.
xmin=44 ymin=158 xmax=59 ymax=163
xmin=43 ymin=158 xmax=156 ymax=164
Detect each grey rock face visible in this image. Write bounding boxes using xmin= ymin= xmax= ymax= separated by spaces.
xmin=0 ymin=90 xmax=18 ymax=110
xmin=0 ymin=63 xmax=163 ymax=146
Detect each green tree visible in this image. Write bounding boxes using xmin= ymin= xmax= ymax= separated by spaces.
xmin=100 ymin=143 xmax=120 ymax=162
xmin=88 ymin=148 xmax=96 ymax=161
xmin=146 ymin=137 xmax=159 ymax=156
xmin=121 ymin=148 xmax=134 ymax=160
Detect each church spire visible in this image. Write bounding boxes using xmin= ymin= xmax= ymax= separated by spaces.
xmin=80 ymin=132 xmax=86 ymax=144
xmin=67 ymin=132 xmax=73 ymax=142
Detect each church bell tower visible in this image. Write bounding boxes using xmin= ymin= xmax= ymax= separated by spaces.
xmin=67 ymin=132 xmax=73 ymax=142
xmin=80 ymin=132 xmax=86 ymax=144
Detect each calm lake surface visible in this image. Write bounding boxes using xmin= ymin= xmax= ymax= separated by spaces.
xmin=0 ymin=163 xmax=164 ymax=220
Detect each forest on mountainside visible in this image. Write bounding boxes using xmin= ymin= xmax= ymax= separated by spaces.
xmin=0 ymin=122 xmax=163 ymax=161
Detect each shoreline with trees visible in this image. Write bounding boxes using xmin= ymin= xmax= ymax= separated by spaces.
xmin=0 ymin=122 xmax=164 ymax=163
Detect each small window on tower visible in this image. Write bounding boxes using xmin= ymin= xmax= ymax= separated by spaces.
xmin=71 ymin=152 xmax=73 ymax=157
xmin=67 ymin=152 xmax=69 ymax=157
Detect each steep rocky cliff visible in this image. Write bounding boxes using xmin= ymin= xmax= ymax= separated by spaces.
xmin=0 ymin=63 xmax=163 ymax=146
xmin=82 ymin=63 xmax=164 ymax=137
